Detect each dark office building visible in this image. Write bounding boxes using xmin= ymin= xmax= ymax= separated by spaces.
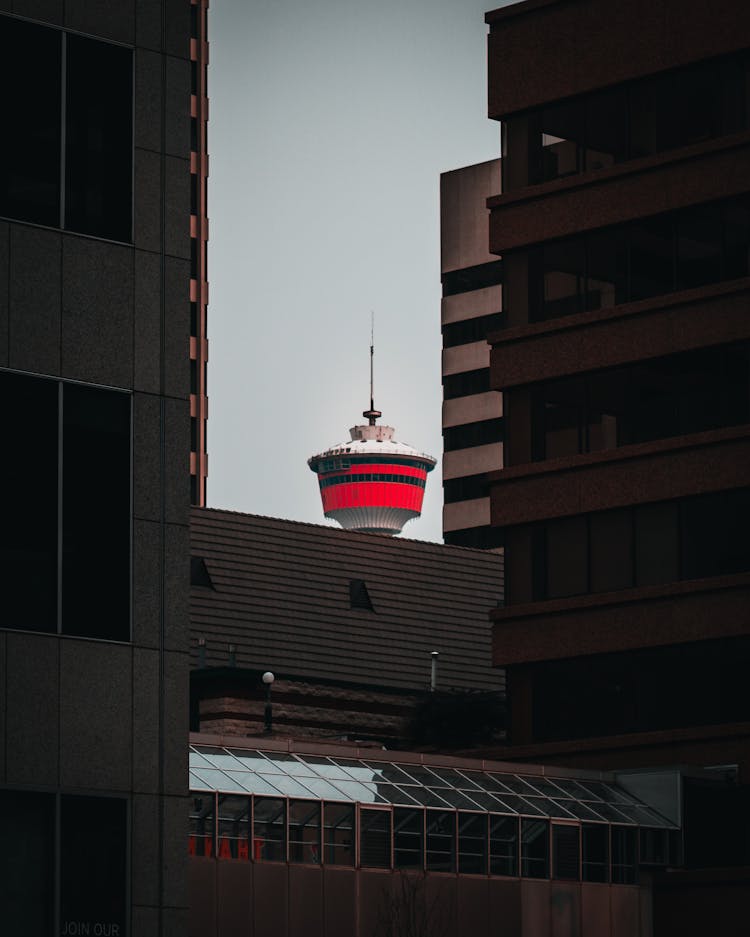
xmin=0 ymin=4 xmax=192 ymax=936
xmin=484 ymin=0 xmax=750 ymax=930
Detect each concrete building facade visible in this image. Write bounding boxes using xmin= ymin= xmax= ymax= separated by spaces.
xmin=484 ymin=0 xmax=750 ymax=930
xmin=440 ymin=160 xmax=504 ymax=550
xmin=0 ymin=3 xmax=192 ymax=935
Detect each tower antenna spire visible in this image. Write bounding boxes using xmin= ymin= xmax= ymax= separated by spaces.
xmin=363 ymin=310 xmax=381 ymax=425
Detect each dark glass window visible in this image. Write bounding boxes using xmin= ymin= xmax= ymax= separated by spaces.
xmin=65 ymin=34 xmax=132 ymax=241
xmin=443 ymin=526 xmax=504 ymax=550
xmin=520 ymin=197 xmax=750 ymax=326
xmin=0 ymin=15 xmax=132 ymax=239
xmin=442 ymin=313 xmax=503 ymax=348
xmin=528 ymin=343 xmax=750 ymax=464
xmin=582 ymin=824 xmax=609 ymax=882
xmin=521 ymin=818 xmax=549 ymax=878
xmin=190 ymin=794 xmax=215 ymax=857
xmin=1 ymin=372 xmax=58 ymax=632
xmin=0 ymin=790 xmax=55 ymax=937
xmin=426 ymin=811 xmax=455 ymax=872
xmin=217 ymin=795 xmax=250 ymax=860
xmin=552 ymin=824 xmax=580 ymax=880
xmin=458 ymin=813 xmax=487 ymax=874
xmin=442 ymin=260 xmax=503 ymax=297
xmin=360 ymin=808 xmax=391 ymax=869
xmin=530 ymin=489 xmax=750 ymax=602
xmin=443 ymin=368 xmax=490 ymax=400
xmin=253 ymin=797 xmax=286 ymax=862
xmin=323 ymin=802 xmax=354 ymax=866
xmin=289 ymin=800 xmax=321 ymax=864
xmin=0 ymin=17 xmax=61 ymax=226
xmin=443 ymin=419 xmax=503 ymax=452
xmin=443 ymin=473 xmax=490 ymax=504
xmin=490 ymin=815 xmax=518 ymax=876
xmin=505 ymin=52 xmax=749 ymax=191
xmin=546 ymin=516 xmax=587 ymax=599
xmin=60 ymin=795 xmax=127 ymax=937
xmin=394 ymin=808 xmax=423 ymax=869
xmin=0 ymin=373 xmax=130 ymax=640
xmin=611 ymin=826 xmax=637 ymax=884
xmin=62 ymin=384 xmax=131 ymax=640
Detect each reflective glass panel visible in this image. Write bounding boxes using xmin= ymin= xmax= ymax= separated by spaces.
xmin=323 ymin=802 xmax=354 ymax=866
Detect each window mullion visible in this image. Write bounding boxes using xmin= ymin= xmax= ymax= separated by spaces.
xmin=57 ymin=381 xmax=64 ymax=634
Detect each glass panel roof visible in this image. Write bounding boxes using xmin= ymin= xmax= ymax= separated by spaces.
xmin=188 ymin=746 xmax=676 ymax=829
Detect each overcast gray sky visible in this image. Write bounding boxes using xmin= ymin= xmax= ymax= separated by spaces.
xmin=207 ymin=0 xmax=512 ymax=543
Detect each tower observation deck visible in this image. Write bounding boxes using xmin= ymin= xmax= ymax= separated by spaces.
xmin=308 ymin=414 xmax=437 ymax=535
xmin=308 ymin=331 xmax=436 ymax=535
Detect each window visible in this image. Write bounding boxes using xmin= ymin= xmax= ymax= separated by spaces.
xmin=0 ymin=15 xmax=132 ymax=240
xmin=426 ymin=811 xmax=455 ymax=872
xmin=443 ymin=368 xmax=491 ymax=401
xmin=443 ymin=419 xmax=503 ymax=452
xmin=503 ymin=51 xmax=749 ymax=191
xmin=611 ymin=826 xmax=637 ymax=884
xmin=190 ymin=795 xmax=215 ymax=857
xmin=524 ymin=488 xmax=750 ymax=602
xmin=1 ymin=791 xmax=128 ymax=937
xmin=458 ymin=813 xmax=487 ymax=874
xmin=552 ymin=824 xmax=580 ymax=880
xmin=394 ymin=808 xmax=423 ymax=869
xmin=521 ymin=818 xmax=549 ymax=878
xmin=289 ymin=800 xmax=321 ymax=864
xmin=522 ymin=198 xmax=750 ymax=325
xmin=360 ymin=808 xmax=391 ymax=868
xmin=253 ymin=797 xmax=286 ymax=862
xmin=442 ymin=313 xmax=503 ymax=348
xmin=0 ymin=371 xmax=131 ymax=640
xmin=443 ymin=473 xmax=490 ymax=504
xmin=217 ymin=795 xmax=250 ymax=860
xmin=323 ymin=802 xmax=355 ymax=866
xmin=490 ymin=815 xmax=518 ymax=876
xmin=442 ymin=260 xmax=503 ymax=297
xmin=529 ymin=344 xmax=750 ymax=463
xmin=582 ymin=824 xmax=609 ymax=882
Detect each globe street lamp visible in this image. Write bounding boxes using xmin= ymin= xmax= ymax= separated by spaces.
xmin=262 ymin=671 xmax=275 ymax=734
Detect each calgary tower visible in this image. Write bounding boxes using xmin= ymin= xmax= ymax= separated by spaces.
xmin=308 ymin=331 xmax=437 ymax=535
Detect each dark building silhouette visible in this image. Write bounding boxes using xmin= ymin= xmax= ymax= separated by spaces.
xmin=0 ymin=3 xmax=192 ymax=935
xmin=484 ymin=0 xmax=750 ymax=929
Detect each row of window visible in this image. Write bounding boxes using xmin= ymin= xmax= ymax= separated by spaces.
xmin=1 ymin=791 xmax=127 ymax=937
xmin=190 ymin=793 xmax=670 ymax=883
xmin=442 ymin=313 xmax=503 ymax=349
xmin=1 ymin=14 xmax=132 ymax=242
xmin=315 ymin=456 xmax=435 ymax=472
xmin=517 ymin=197 xmax=750 ymax=325
xmin=502 ymin=51 xmax=749 ymax=190
xmin=443 ymin=525 xmax=504 ymax=550
xmin=527 ymin=343 xmax=750 ymax=463
xmin=442 ymin=260 xmax=503 ymax=298
xmin=443 ymin=419 xmax=503 ymax=452
xmin=318 ymin=473 xmax=426 ymax=490
xmin=443 ymin=473 xmax=490 ymax=504
xmin=508 ymin=488 xmax=750 ymax=605
xmin=443 ymin=368 xmax=491 ymax=401
xmin=1 ymin=370 xmax=131 ymax=641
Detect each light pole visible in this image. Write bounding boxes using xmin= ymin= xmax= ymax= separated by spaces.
xmin=262 ymin=671 xmax=275 ymax=734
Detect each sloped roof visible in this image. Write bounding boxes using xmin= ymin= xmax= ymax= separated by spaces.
xmin=190 ymin=507 xmax=504 ymax=693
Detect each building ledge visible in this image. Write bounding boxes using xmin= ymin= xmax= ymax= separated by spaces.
xmin=473 ymin=720 xmax=750 ymax=763
xmin=486 ymin=130 xmax=750 ymax=212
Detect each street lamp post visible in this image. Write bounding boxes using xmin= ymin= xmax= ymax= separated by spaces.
xmin=262 ymin=671 xmax=275 ymax=734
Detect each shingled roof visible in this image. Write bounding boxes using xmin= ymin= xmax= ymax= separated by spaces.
xmin=190 ymin=507 xmax=505 ymax=693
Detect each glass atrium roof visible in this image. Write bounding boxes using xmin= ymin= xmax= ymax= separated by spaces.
xmin=189 ymin=745 xmax=675 ymax=829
